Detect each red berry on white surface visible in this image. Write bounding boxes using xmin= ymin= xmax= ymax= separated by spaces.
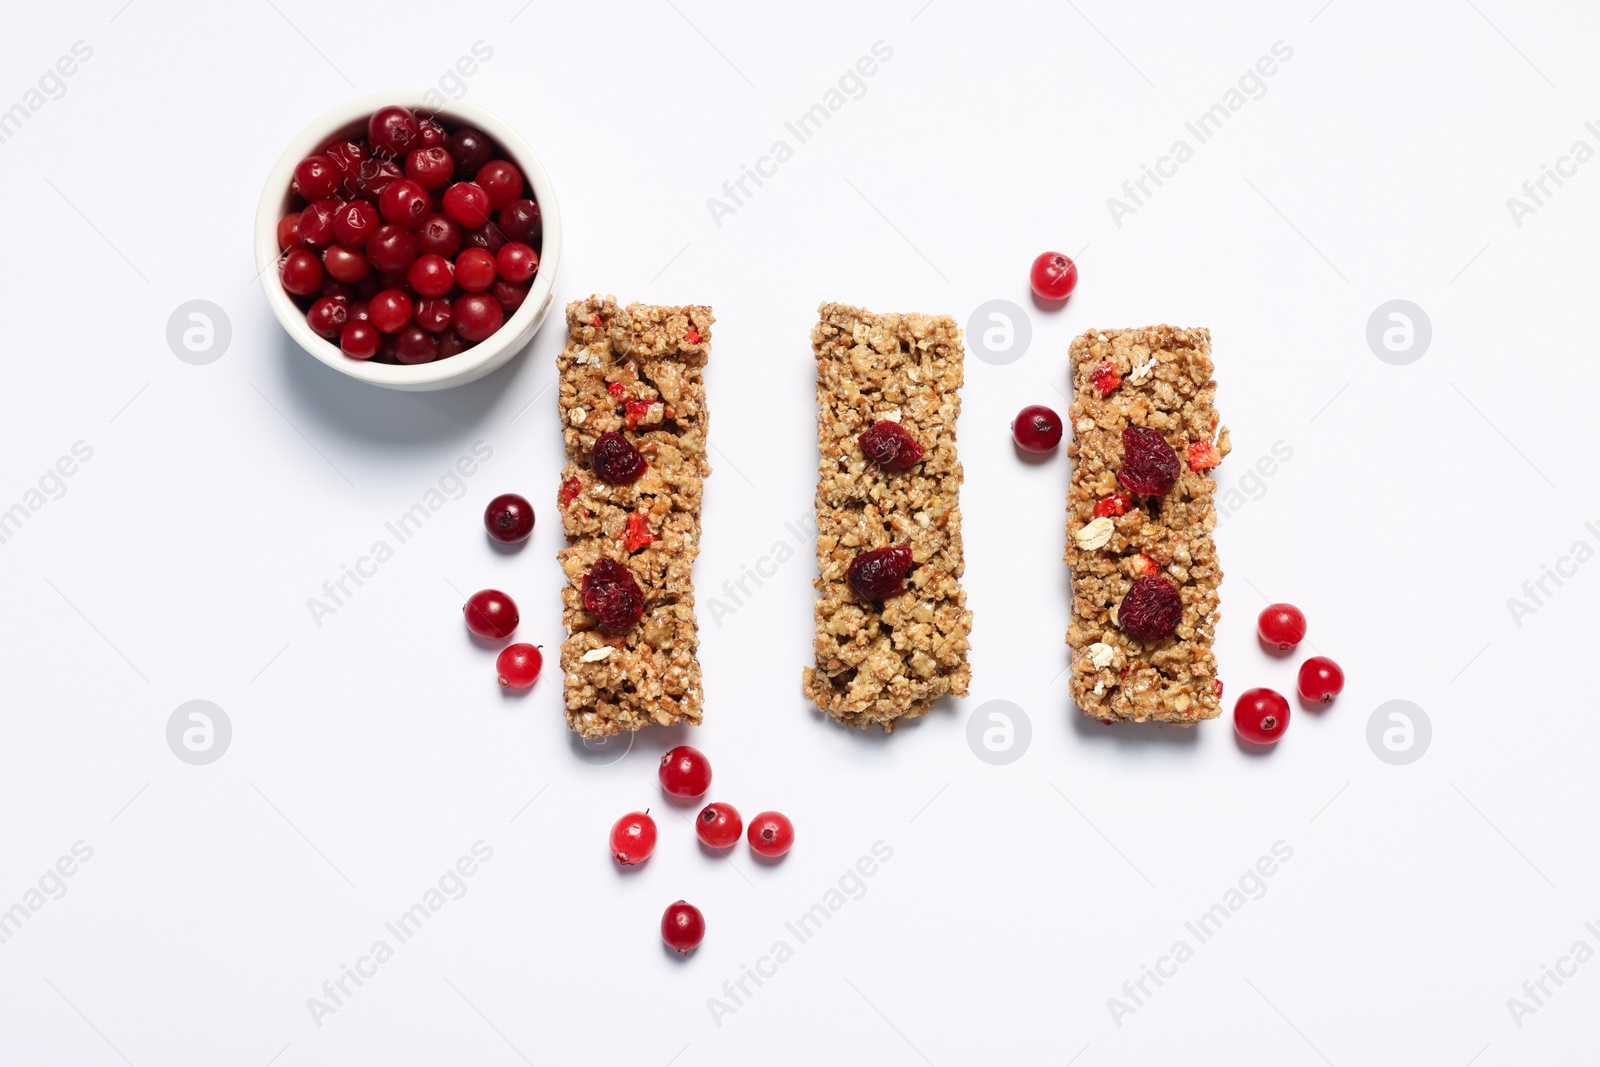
xmin=1234 ymin=687 xmax=1290 ymax=744
xmin=463 ymin=589 xmax=518 ymax=640
xmin=661 ymin=901 xmax=705 ymax=954
xmin=746 ymin=812 xmax=794 ymax=858
xmin=609 ymin=811 xmax=656 ymax=864
xmin=1297 ymin=656 xmax=1344 ymax=704
xmin=696 ymin=803 xmax=742 ymax=849
xmin=496 ymin=643 xmax=542 ymax=688
xmin=659 ymin=746 xmax=711 ymax=798
xmin=1012 ymin=405 xmax=1062 ymax=453
xmin=1029 ymin=251 xmax=1078 ymax=301
xmin=1258 ymin=603 xmax=1307 ymax=650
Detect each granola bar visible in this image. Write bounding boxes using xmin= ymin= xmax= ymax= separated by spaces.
xmin=802 ymin=303 xmax=972 ymax=730
xmin=557 ymin=296 xmax=712 ymax=738
xmin=1065 ymin=326 xmax=1230 ymax=724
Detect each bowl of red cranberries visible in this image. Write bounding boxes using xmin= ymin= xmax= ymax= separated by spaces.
xmin=256 ymin=93 xmax=561 ymax=391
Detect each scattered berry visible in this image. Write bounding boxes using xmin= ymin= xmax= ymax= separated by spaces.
xmin=659 ymin=746 xmax=712 ymax=799
xmin=696 ymin=803 xmax=743 ymax=849
xmin=1187 ymin=440 xmax=1221 ymax=471
xmin=747 ymin=812 xmax=794 ymax=858
xmin=581 ymin=558 xmax=644 ymax=633
xmin=590 ymin=431 xmax=647 ymax=485
xmin=484 ymin=493 xmax=535 ymax=544
xmin=661 ymin=901 xmax=705 ymax=954
xmin=1118 ymin=427 xmax=1180 ymax=496
xmin=623 ymin=511 xmax=657 ymax=553
xmin=1234 ymin=688 xmax=1290 ymax=744
xmin=1029 ymin=251 xmax=1078 ymax=301
xmin=1297 ymin=656 xmax=1344 ymax=704
xmin=463 ymin=589 xmax=518 ymax=640
xmin=496 ymin=643 xmax=543 ymax=688
xmin=847 ymin=545 xmax=914 ymax=602
xmin=1117 ymin=575 xmax=1183 ymax=642
xmin=1258 ymin=603 xmax=1307 ymax=650
xmin=1012 ymin=405 xmax=1063 ymax=453
xmin=1094 ymin=493 xmax=1132 ymax=518
xmin=1089 ymin=362 xmax=1122 ymax=397
xmin=610 ymin=811 xmax=657 ymax=865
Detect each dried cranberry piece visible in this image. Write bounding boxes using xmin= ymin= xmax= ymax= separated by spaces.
xmin=1117 ymin=575 xmax=1183 ymax=642
xmin=590 ymin=431 xmax=646 ymax=485
xmin=582 ymin=558 xmax=645 ymax=633
xmin=847 ymin=545 xmax=914 ymax=602
xmin=858 ymin=420 xmax=925 ymax=471
xmin=1117 ymin=427 xmax=1181 ymax=496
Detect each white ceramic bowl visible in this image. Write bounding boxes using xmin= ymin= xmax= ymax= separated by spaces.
xmin=255 ymin=92 xmax=561 ymax=391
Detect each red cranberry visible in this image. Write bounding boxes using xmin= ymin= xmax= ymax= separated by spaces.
xmin=1297 ymin=656 xmax=1344 ymax=704
xmin=661 ymin=901 xmax=705 ymax=954
xmin=455 ymin=247 xmax=497 ymax=292
xmin=453 ymin=293 xmax=503 ymax=343
xmin=659 ymin=746 xmax=711 ymax=798
xmin=353 ymin=157 xmax=403 ymax=202
xmin=463 ymin=588 xmax=518 ymax=640
xmin=406 ymin=254 xmax=455 ymax=298
xmin=414 ymin=296 xmax=453 ymax=333
xmin=436 ymin=329 xmax=469 ymax=358
xmin=405 ymin=146 xmax=454 ymax=191
xmin=394 ymin=325 xmax=437 ymax=364
xmin=447 ymin=127 xmax=494 ymax=176
xmin=484 ymin=492 xmax=535 ymax=543
xmin=1118 ymin=575 xmax=1183 ymax=642
xmin=368 ymin=289 xmax=414 ymax=334
xmin=316 ymin=277 xmax=355 ymax=303
xmin=365 ymin=224 xmax=419 ymax=273
xmin=416 ymin=116 xmax=447 ymax=149
xmin=589 ymin=431 xmax=646 ymax=485
xmin=1258 ymin=603 xmax=1307 ymax=650
xmin=1012 ymin=405 xmax=1063 ymax=453
xmin=490 ymin=279 xmax=530 ymax=313
xmin=462 ymin=224 xmax=505 ymax=254
xmin=474 ymin=159 xmax=524 ymax=209
xmin=297 ymin=198 xmax=339 ymax=248
xmin=695 ymin=803 xmax=742 ymax=849
xmin=416 ymin=213 xmax=462 ymax=257
xmin=1235 ymin=688 xmax=1290 ymax=744
xmin=610 ymin=811 xmax=657 ymax=865
xmin=323 ymin=244 xmax=370 ymax=283
xmin=339 ymin=319 xmax=380 ymax=360
xmin=276 ymin=213 xmax=301 ymax=251
xmin=858 ymin=420 xmax=924 ymax=471
xmin=279 ymin=248 xmax=323 ymax=296
xmin=347 ymin=300 xmax=370 ymax=322
xmin=323 ymin=139 xmax=366 ymax=180
xmin=306 ymin=296 xmax=348 ymax=339
xmin=496 ymin=241 xmax=539 ymax=283
xmin=498 ymin=198 xmax=542 ymax=245
xmin=379 ymin=177 xmax=431 ymax=229
xmin=293 ymin=154 xmax=342 ymax=200
xmin=496 ymin=643 xmax=543 ymax=689
xmin=847 ymin=545 xmax=914 ymax=601
xmin=582 ymin=558 xmax=645 ymax=633
xmin=747 ymin=812 xmax=794 ymax=858
xmin=1029 ymin=251 xmax=1079 ymax=301
xmin=367 ymin=105 xmax=420 ymax=157
xmin=1118 ymin=427 xmax=1181 ymax=496
xmin=442 ymin=182 xmax=493 ymax=228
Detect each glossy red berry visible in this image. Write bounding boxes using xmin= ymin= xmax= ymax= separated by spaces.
xmin=475 ymin=159 xmax=524 ymax=209
xmin=442 ymin=182 xmax=493 ymax=228
xmin=610 ymin=811 xmax=657 ymax=865
xmin=276 ymin=212 xmax=301 ymax=251
xmin=582 ymin=558 xmax=644 ymax=633
xmin=1012 ymin=405 xmax=1063 ymax=453
xmin=661 ymin=901 xmax=705 ymax=954
xmin=353 ymin=157 xmax=402 ymax=203
xmin=1297 ymin=656 xmax=1344 ymax=704
xmin=368 ymin=105 xmax=421 ymax=157
xmin=306 ymin=296 xmax=347 ymax=339
xmin=322 ymin=244 xmax=370 ymax=283
xmin=1029 ymin=251 xmax=1078 ymax=301
xmin=696 ymin=803 xmax=742 ymax=849
xmin=415 ymin=213 xmax=462 ymax=258
xmin=394 ymin=325 xmax=437 ymax=364
xmin=1235 ymin=688 xmax=1290 ymax=745
xmin=490 ymin=278 xmax=530 ymax=313
xmin=747 ymin=812 xmax=794 ymax=858
xmin=453 ymin=293 xmax=504 ymax=343
xmin=293 ymin=154 xmax=342 ymax=200
xmin=296 ymin=199 xmax=338 ymax=248
xmin=339 ymin=319 xmax=380 ymax=360
xmin=455 ymin=247 xmax=498 ymax=292
xmin=1258 ymin=603 xmax=1307 ymax=650
xmin=368 ymin=289 xmax=414 ymax=334
xmin=405 ymin=146 xmax=454 ymax=191
xmin=847 ymin=545 xmax=914 ymax=601
xmin=462 ymin=224 xmax=505 ymax=255
xmin=414 ymin=296 xmax=453 ymax=333
xmin=858 ymin=420 xmax=925 ymax=471
xmin=379 ymin=177 xmax=431 ymax=229
xmin=496 ymin=642 xmax=543 ymax=689
xmin=659 ymin=746 xmax=711 ymax=799
xmin=279 ymin=248 xmax=323 ymax=296
xmin=498 ymin=198 xmax=542 ymax=245
xmin=365 ymin=224 xmax=419 ymax=273
xmin=463 ymin=589 xmax=518 ymax=640
xmin=484 ymin=493 xmax=535 ymax=543
xmin=406 ymin=254 xmax=455 ymax=298
xmin=496 ymin=241 xmax=539 ymax=284
xmin=447 ymin=128 xmax=495 ymax=176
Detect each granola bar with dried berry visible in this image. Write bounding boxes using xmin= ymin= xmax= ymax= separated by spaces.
xmin=1065 ymin=325 xmax=1230 ymax=724
xmin=803 ymin=303 xmax=973 ymax=730
xmin=557 ymin=296 xmax=712 ymax=738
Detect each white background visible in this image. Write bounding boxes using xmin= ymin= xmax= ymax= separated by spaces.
xmin=3 ymin=1 xmax=1597 ymax=1064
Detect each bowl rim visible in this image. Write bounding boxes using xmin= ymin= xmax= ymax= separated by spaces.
xmin=254 ymin=91 xmax=562 ymax=387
